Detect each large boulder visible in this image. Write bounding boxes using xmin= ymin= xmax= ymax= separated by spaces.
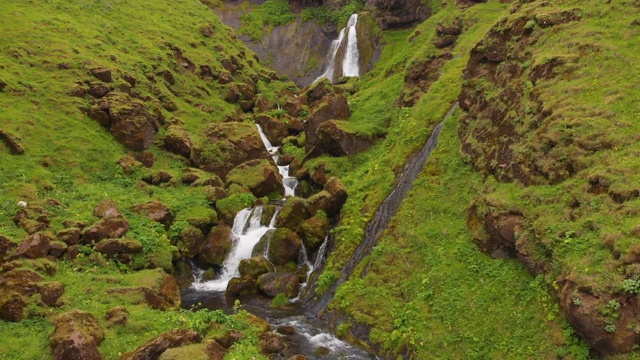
xmin=57 ymin=228 xmax=82 ymax=245
xmin=226 ymin=276 xmax=259 ymax=297
xmin=121 ymin=329 xmax=201 ymax=360
xmin=257 ymin=272 xmax=300 ymax=298
xmin=10 ymin=233 xmax=51 ymax=259
xmin=89 ymin=92 xmax=161 ymax=151
xmin=314 ymin=120 xmax=375 ymax=156
xmin=255 ymin=114 xmax=288 ymax=146
xmin=40 ymin=282 xmax=65 ymax=307
xmin=130 ymin=201 xmax=174 ymax=226
xmin=308 ymin=177 xmax=348 ymax=217
xmin=0 ymin=235 xmax=17 ymax=262
xmin=82 ymin=216 xmax=129 ymax=244
xmin=164 ymin=125 xmax=192 ymax=158
xmin=198 ymin=225 xmax=233 ymax=267
xmin=239 ymin=256 xmax=275 ymax=278
xmin=51 ymin=310 xmax=105 ymax=360
xmin=190 ymin=122 xmax=271 ymax=179
xmin=297 ymin=213 xmax=329 ymax=249
xmin=226 ymin=159 xmax=284 ymax=199
xmin=106 ymin=270 xmax=181 ymax=310
xmin=267 ymin=228 xmax=302 ymax=266
xmin=304 ymin=94 xmax=350 ymax=151
xmin=176 ymin=226 xmax=205 ymax=259
xmin=275 ymin=197 xmax=311 ymax=231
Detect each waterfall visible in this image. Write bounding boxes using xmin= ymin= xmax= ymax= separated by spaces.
xmin=256 ymin=124 xmax=297 ymax=197
xmin=315 ymin=14 xmax=360 ymax=84
xmin=192 ymin=207 xmax=276 ymax=291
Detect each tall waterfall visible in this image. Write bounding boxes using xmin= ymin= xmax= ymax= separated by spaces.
xmin=315 ymin=14 xmax=360 ymax=84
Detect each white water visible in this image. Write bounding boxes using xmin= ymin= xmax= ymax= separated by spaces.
xmin=342 ymin=14 xmax=360 ymax=77
xmin=255 ymin=124 xmax=297 ymax=197
xmin=191 ymin=207 xmax=276 ymax=291
xmin=315 ymin=14 xmax=360 ymax=84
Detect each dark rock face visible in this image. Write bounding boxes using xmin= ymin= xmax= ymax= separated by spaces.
xmin=304 ymin=94 xmax=351 ymax=152
xmin=121 ymin=329 xmax=201 ymax=360
xmin=93 ymin=199 xmax=121 ymax=218
xmin=314 ymin=120 xmax=375 ymax=157
xmin=257 ymin=272 xmax=300 ymax=298
xmin=366 ymin=0 xmax=431 ymax=29
xmin=94 ymin=238 xmax=143 ymax=262
xmin=255 ymin=114 xmax=288 ymax=146
xmin=51 ymin=310 xmax=105 ymax=360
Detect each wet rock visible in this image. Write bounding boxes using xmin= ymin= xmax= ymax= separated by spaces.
xmin=198 ymin=225 xmax=233 ymax=267
xmin=57 ymin=228 xmax=81 ymax=245
xmin=11 ymin=233 xmax=51 ymax=259
xmin=40 ymin=281 xmax=64 ymax=307
xmin=90 ymin=67 xmax=112 ymax=83
xmin=314 ymin=120 xmax=375 ymax=157
xmin=259 ymin=332 xmax=286 ymax=354
xmin=239 ymin=256 xmax=275 ymax=278
xmin=226 ymin=275 xmax=259 ymax=297
xmin=257 ymin=272 xmax=300 ymax=298
xmin=267 ymin=228 xmax=302 ymax=266
xmin=95 ymin=238 xmax=142 ymax=261
xmin=51 ymin=310 xmax=105 ymax=360
xmin=83 ymin=216 xmax=129 ymax=244
xmin=105 ymin=306 xmax=129 ymax=327
xmin=205 ymin=339 xmax=227 ymax=360
xmin=277 ymin=326 xmax=296 ymax=335
xmin=0 ymin=129 xmax=25 ymax=155
xmin=308 ymin=177 xmax=348 ymax=217
xmin=93 ymin=199 xmax=121 ymax=218
xmin=190 ymin=122 xmax=271 ymax=179
xmin=298 ymin=214 xmax=329 ymax=249
xmin=0 ymin=235 xmax=17 ymax=262
xmin=275 ymin=197 xmax=311 ymax=231
xmin=226 ymin=159 xmax=284 ymax=198
xmin=130 ymin=201 xmax=174 ymax=226
xmin=164 ymin=125 xmax=192 ymax=158
xmin=255 ymin=114 xmax=288 ymax=146
xmin=121 ymin=329 xmax=200 ymax=360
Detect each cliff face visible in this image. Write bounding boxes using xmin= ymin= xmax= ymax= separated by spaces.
xmin=459 ymin=1 xmax=640 ymax=355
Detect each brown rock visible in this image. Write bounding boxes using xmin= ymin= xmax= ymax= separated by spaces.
xmin=266 ymin=228 xmax=302 ymax=266
xmin=314 ymin=120 xmax=374 ymax=157
xmin=40 ymin=282 xmax=65 ymax=306
xmin=297 ymin=214 xmax=329 ymax=249
xmin=130 ymin=201 xmax=174 ymax=226
xmin=0 ymin=235 xmax=17 ymax=262
xmin=283 ymin=98 xmax=304 ymax=118
xmin=257 ymin=272 xmax=300 ymax=298
xmin=226 ymin=159 xmax=284 ymax=199
xmin=0 ymin=292 xmax=27 ymax=321
xmin=177 ymin=226 xmax=205 ymax=258
xmin=11 ymin=233 xmax=51 ymax=259
xmin=83 ymin=216 xmax=129 ymax=244
xmin=275 ymin=197 xmax=311 ymax=231
xmin=87 ymin=82 xmax=111 ymax=98
xmin=238 ymin=256 xmax=275 ymax=278
xmin=226 ymin=276 xmax=259 ymax=298
xmin=122 ymin=329 xmax=200 ymax=360
xmin=51 ymin=310 xmax=105 ymax=360
xmin=90 ymin=67 xmax=112 ymax=83
xmin=198 ymin=225 xmax=233 ymax=267
xmin=57 ymin=228 xmax=81 ymax=245
xmin=164 ymin=125 xmax=192 ymax=158
xmin=95 ymin=238 xmax=142 ymax=260
xmin=93 ymin=199 xmax=121 ymax=218
xmin=48 ymin=241 xmax=68 ymax=258
xmin=255 ymin=114 xmax=288 ymax=146
xmin=309 ymin=177 xmax=348 ymax=217
xmin=205 ymin=339 xmax=227 ymax=360
xmin=218 ymin=330 xmax=244 ymax=349
xmin=259 ymin=332 xmax=286 ymax=354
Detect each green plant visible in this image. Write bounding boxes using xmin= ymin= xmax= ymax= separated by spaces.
xmin=270 ymin=293 xmax=289 ymax=308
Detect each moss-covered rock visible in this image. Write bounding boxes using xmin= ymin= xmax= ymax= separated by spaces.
xmin=93 ymin=199 xmax=121 ymax=218
xmin=164 ymin=124 xmax=192 ymax=159
xmin=226 ymin=159 xmax=284 ymax=199
xmin=82 ymin=216 xmax=129 ymax=244
xmin=130 ymin=200 xmax=174 ymax=226
xmin=95 ymin=238 xmax=143 ymax=262
xmin=121 ymin=329 xmax=201 ymax=360
xmin=239 ymin=256 xmax=275 ymax=278
xmin=51 ymin=310 xmax=105 ymax=360
xmin=226 ymin=275 xmax=259 ymax=297
xmin=267 ymin=228 xmax=302 ymax=266
xmin=297 ymin=212 xmax=328 ymax=250
xmin=198 ymin=225 xmax=233 ymax=267
xmin=275 ymin=197 xmax=311 ymax=231
xmin=255 ymin=114 xmax=288 ymax=146
xmin=10 ymin=233 xmax=51 ymax=260
xmin=256 ymin=272 xmax=300 ymax=298
xmin=308 ymin=177 xmax=347 ymax=217
xmin=216 ymin=193 xmax=257 ymax=225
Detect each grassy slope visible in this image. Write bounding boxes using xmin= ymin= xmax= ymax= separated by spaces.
xmin=0 ymin=0 xmax=285 ymax=358
xmin=307 ymin=1 xmax=594 ymax=357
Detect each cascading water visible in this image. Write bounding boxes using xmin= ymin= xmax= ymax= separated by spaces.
xmin=256 ymin=124 xmax=298 ymax=197
xmin=315 ymin=14 xmax=360 ymax=84
xmin=192 ymin=207 xmax=276 ymax=291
